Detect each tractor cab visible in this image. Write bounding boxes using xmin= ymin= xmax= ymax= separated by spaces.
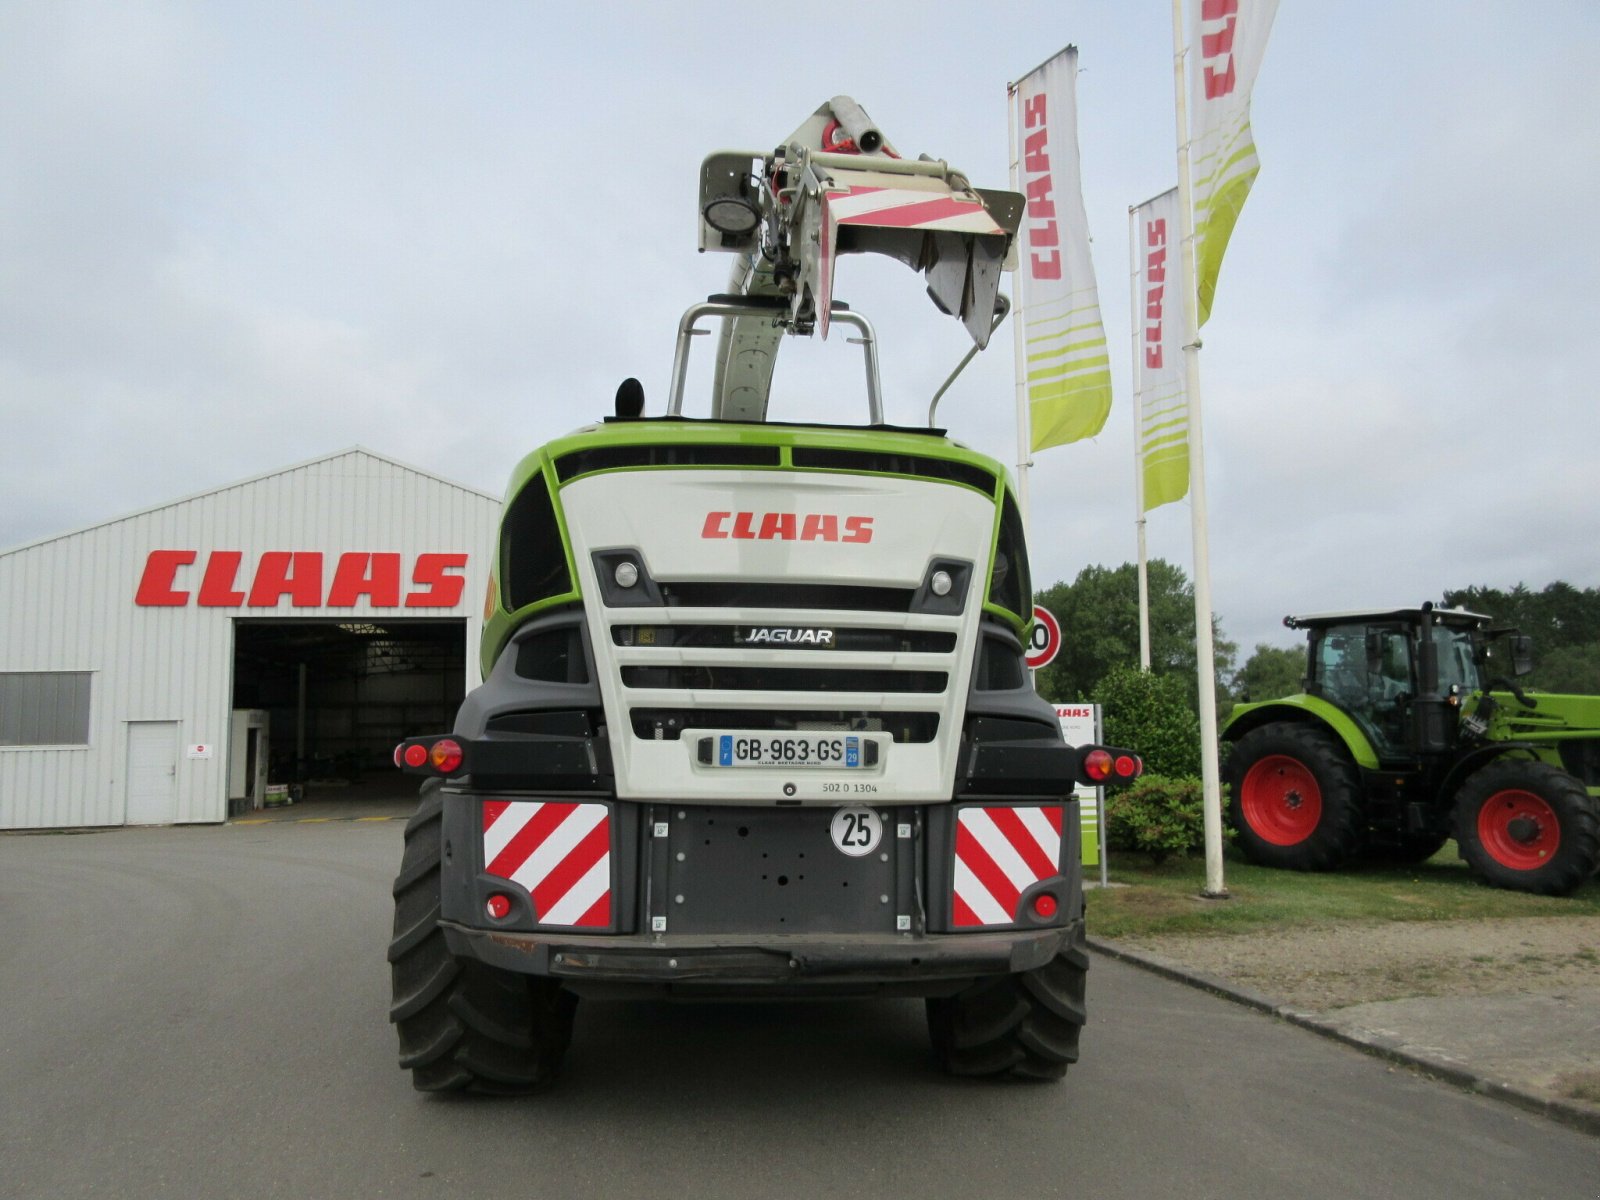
xmin=1287 ymin=606 xmax=1526 ymax=764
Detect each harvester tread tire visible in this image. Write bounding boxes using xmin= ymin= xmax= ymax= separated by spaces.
xmin=1226 ymin=722 xmax=1363 ymax=871
xmin=1454 ymin=760 xmax=1600 ymax=896
xmin=388 ymin=780 xmax=575 ymax=1093
xmin=927 ymin=923 xmax=1088 ymax=1081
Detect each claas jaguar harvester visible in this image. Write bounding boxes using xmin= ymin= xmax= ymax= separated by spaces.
xmin=387 ymin=97 xmax=1141 ymax=1092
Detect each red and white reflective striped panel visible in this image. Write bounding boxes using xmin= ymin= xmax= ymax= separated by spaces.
xmin=818 ymin=184 xmax=1004 ymax=340
xmin=828 ymin=185 xmax=1003 ymax=235
xmin=481 ymin=800 xmax=612 ymax=928
xmin=952 ymin=805 xmax=1064 ymax=927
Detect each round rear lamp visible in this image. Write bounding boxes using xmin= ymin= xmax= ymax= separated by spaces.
xmin=1083 ymin=748 xmax=1113 ymax=782
xmin=1032 ymin=893 xmax=1058 ymax=919
xmin=485 ymin=894 xmax=511 ymax=920
xmin=430 ymin=739 xmax=464 ymax=773
xmin=402 ymin=744 xmax=428 ymax=768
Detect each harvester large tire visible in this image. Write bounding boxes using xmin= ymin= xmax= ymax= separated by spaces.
xmin=1453 ymin=760 xmax=1600 ymax=896
xmin=389 ymin=779 xmax=575 ymax=1093
xmin=1226 ymin=723 xmax=1363 ymax=871
xmin=926 ymin=922 xmax=1087 ymax=1081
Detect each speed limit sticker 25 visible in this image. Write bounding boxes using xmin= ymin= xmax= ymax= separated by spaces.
xmin=830 ymin=806 xmax=883 ymax=856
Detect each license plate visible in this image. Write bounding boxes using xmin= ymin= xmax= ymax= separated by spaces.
xmin=713 ymin=733 xmax=863 ymax=769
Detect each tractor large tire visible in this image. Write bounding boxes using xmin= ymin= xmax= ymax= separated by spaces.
xmin=1226 ymin=722 xmax=1364 ymax=871
xmin=1453 ymin=760 xmax=1600 ymax=896
xmin=388 ymin=779 xmax=576 ymax=1093
xmin=926 ymin=922 xmax=1088 ymax=1081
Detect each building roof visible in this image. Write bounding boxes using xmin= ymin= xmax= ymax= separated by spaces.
xmin=0 ymin=446 xmax=501 ymax=559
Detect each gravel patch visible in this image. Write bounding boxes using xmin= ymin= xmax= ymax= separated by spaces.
xmin=1114 ymin=916 xmax=1600 ymax=1011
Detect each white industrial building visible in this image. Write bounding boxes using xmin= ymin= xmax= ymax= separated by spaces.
xmin=0 ymin=448 xmax=501 ymax=829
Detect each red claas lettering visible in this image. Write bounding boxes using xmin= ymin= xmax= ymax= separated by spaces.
xmin=1021 ymin=93 xmax=1060 ymax=279
xmin=1200 ymin=0 xmax=1240 ymax=99
xmin=700 ymin=512 xmax=874 ymax=544
xmin=134 ymin=550 xmax=469 ymax=609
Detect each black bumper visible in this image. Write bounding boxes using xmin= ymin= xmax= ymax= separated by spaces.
xmin=442 ymin=919 xmax=1079 ymax=991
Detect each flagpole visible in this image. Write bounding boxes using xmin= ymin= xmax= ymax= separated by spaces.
xmin=1129 ymin=205 xmax=1151 ymax=672
xmin=1007 ymin=81 xmax=1033 ymax=535
xmin=1172 ymin=0 xmax=1227 ymax=898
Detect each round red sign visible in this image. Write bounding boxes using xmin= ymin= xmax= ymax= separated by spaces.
xmin=1026 ymin=604 xmax=1062 ymax=670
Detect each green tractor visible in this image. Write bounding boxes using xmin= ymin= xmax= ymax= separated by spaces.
xmin=1222 ymin=604 xmax=1600 ymax=895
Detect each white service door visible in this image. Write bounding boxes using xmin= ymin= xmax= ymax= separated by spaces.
xmin=126 ymin=721 xmax=180 ymax=825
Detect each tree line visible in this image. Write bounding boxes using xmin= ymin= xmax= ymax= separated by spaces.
xmin=1033 ymin=565 xmax=1600 ymax=725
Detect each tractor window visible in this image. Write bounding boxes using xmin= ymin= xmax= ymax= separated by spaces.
xmin=1310 ymin=624 xmax=1412 ymax=755
xmin=1434 ymin=627 xmax=1482 ymax=694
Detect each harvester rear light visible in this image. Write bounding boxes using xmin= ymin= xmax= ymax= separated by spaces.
xmin=430 ymin=739 xmax=464 ymax=773
xmin=1083 ymin=749 xmax=1113 ymax=782
xmin=485 ymin=893 xmax=512 ymax=920
xmin=395 ymin=737 xmax=466 ymax=775
xmin=1079 ymin=746 xmax=1143 ymax=785
xmin=1031 ymin=893 xmax=1058 ymax=919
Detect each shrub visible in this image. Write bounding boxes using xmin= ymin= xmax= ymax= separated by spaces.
xmin=1104 ymin=773 xmax=1224 ymax=864
xmin=1092 ymin=664 xmax=1202 ymax=778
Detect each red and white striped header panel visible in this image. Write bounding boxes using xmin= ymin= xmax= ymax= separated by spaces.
xmin=952 ymin=805 xmax=1064 ymax=927
xmin=482 ymin=800 xmax=612 ymax=928
xmin=826 ymin=185 xmax=1002 ymax=235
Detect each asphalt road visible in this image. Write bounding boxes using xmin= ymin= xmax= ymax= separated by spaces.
xmin=2 ymin=817 xmax=1594 ymax=1200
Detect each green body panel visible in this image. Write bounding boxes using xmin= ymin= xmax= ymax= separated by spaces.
xmin=481 ymin=419 xmax=1021 ymax=678
xmin=1222 ymin=695 xmax=1382 ymax=769
xmin=1482 ymin=691 xmax=1600 ymax=743
xmin=1479 ymin=690 xmax=1600 ymax=796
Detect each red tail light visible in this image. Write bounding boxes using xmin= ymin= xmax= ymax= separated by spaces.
xmin=1083 ymin=748 xmax=1113 ymax=782
xmin=1115 ymin=754 xmax=1141 ymax=779
xmin=401 ymin=743 xmax=429 ymax=768
xmin=430 ymin=739 xmax=464 ymax=773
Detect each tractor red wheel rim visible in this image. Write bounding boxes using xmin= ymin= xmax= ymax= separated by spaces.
xmin=1476 ymin=788 xmax=1560 ymax=870
xmin=1240 ymin=755 xmax=1323 ymax=845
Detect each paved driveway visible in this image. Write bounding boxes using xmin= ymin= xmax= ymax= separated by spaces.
xmin=2 ymin=818 xmax=1593 ymax=1200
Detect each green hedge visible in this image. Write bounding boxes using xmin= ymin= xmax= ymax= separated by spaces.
xmin=1105 ymin=774 xmax=1227 ymax=864
xmin=1092 ymin=664 xmax=1202 ymax=779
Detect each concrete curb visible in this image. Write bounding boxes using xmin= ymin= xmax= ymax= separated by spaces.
xmin=1088 ymin=936 xmax=1600 ymax=1139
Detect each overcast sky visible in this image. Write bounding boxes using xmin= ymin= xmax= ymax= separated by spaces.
xmin=4 ymin=1 xmax=1596 ymax=657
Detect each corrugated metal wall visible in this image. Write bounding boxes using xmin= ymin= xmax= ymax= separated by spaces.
xmin=0 ymin=449 xmax=501 ymax=828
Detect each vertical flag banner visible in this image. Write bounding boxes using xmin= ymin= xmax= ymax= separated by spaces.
xmin=1013 ymin=48 xmax=1113 ymax=451
xmin=1133 ymin=188 xmax=1189 ymax=510
xmin=1188 ymin=0 xmax=1279 ymax=326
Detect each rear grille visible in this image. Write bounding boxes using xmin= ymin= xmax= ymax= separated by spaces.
xmin=611 ymin=624 xmax=956 ymax=654
xmin=789 ymin=446 xmax=998 ymax=496
xmin=610 ymin=592 xmax=962 ymax=746
xmin=556 ymin=443 xmax=781 ymax=481
xmin=659 ymin=581 xmax=914 ymax=612
xmin=621 ymin=666 xmax=947 ymax=693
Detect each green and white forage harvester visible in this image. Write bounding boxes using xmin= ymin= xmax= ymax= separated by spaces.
xmin=1223 ymin=604 xmax=1600 ymax=894
xmin=387 ymin=97 xmax=1142 ymax=1091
